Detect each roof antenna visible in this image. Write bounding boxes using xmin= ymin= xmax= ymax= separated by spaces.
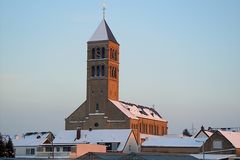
xmin=102 ymin=3 xmax=106 ymax=20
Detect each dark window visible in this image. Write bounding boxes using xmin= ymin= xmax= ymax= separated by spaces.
xmin=101 ymin=65 xmax=105 ymax=76
xmin=102 ymin=47 xmax=105 ymax=58
xmin=115 ymin=51 xmax=118 ymax=61
xmin=56 ymin=147 xmax=60 ymax=152
xmin=63 ymin=146 xmax=71 ymax=152
xmin=92 ymin=48 xmax=95 ymax=59
xmin=112 ymin=50 xmax=115 ymax=59
xmin=96 ymin=48 xmax=101 ymax=59
xmin=94 ymin=122 xmax=99 ymax=127
xmin=26 ymin=148 xmax=35 ymax=155
xmin=91 ymin=66 xmax=95 ymax=77
xmin=96 ymin=103 xmax=99 ymax=111
xmin=105 ymin=143 xmax=112 ymax=151
xmin=97 ymin=66 xmax=100 ymax=76
xmin=45 ymin=146 xmax=53 ymax=152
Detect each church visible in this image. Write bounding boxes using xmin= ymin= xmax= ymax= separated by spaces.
xmin=65 ymin=17 xmax=168 ymax=142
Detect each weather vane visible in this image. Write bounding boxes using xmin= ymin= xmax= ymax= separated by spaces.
xmin=102 ymin=3 xmax=106 ymax=19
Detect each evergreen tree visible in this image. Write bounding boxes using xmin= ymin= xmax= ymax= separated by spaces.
xmin=182 ymin=128 xmax=192 ymax=137
xmin=6 ymin=137 xmax=15 ymax=158
xmin=0 ymin=133 xmax=6 ymax=157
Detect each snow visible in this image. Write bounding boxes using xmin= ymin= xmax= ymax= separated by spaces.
xmin=219 ymin=130 xmax=240 ymax=148
xmin=142 ymin=135 xmax=203 ymax=148
xmin=53 ymin=129 xmax=132 ymax=151
xmin=191 ymin=154 xmax=235 ymax=160
xmin=110 ymin=100 xmax=167 ymax=122
xmin=205 ymin=131 xmax=213 ymax=137
xmin=13 ymin=132 xmax=50 ymax=147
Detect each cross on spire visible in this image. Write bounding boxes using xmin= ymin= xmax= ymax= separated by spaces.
xmin=102 ymin=3 xmax=106 ymax=19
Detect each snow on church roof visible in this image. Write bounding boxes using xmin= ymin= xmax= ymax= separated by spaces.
xmin=88 ymin=19 xmax=118 ymax=44
xmin=53 ymin=129 xmax=132 ymax=152
xmin=110 ymin=100 xmax=167 ymax=122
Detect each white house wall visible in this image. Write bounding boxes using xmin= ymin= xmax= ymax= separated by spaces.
xmin=15 ymin=146 xmax=36 ymax=158
xmin=122 ymin=132 xmax=138 ymax=153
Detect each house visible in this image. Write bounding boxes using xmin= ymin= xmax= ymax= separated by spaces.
xmin=36 ymin=129 xmax=138 ymax=158
xmin=203 ymin=130 xmax=240 ymax=156
xmin=65 ymin=16 xmax=168 ymax=143
xmin=141 ymin=135 xmax=203 ymax=154
xmin=13 ymin=132 xmax=54 ymax=158
xmin=194 ymin=127 xmax=213 ymax=139
xmin=78 ymin=152 xmax=199 ymax=160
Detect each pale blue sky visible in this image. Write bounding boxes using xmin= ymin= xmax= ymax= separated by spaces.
xmin=0 ymin=0 xmax=240 ymax=135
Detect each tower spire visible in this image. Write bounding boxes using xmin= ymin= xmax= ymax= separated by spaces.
xmin=102 ymin=3 xmax=106 ymax=19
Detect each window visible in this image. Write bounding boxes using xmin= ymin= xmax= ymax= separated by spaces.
xmin=92 ymin=48 xmax=95 ymax=59
xmin=94 ymin=122 xmax=99 ymax=127
xmin=91 ymin=66 xmax=95 ymax=77
xmin=96 ymin=103 xmax=99 ymax=111
xmin=102 ymin=47 xmax=105 ymax=58
xmin=45 ymin=146 xmax=53 ymax=152
xmin=129 ymin=145 xmax=132 ymax=151
xmin=37 ymin=146 xmax=43 ymax=152
xmin=26 ymin=148 xmax=35 ymax=155
xmin=213 ymin=140 xmax=222 ymax=149
xmin=101 ymin=65 xmax=105 ymax=76
xmin=96 ymin=48 xmax=101 ymax=59
xmin=115 ymin=51 xmax=118 ymax=61
xmin=63 ymin=146 xmax=71 ymax=152
xmin=56 ymin=147 xmax=60 ymax=152
xmin=97 ymin=66 xmax=100 ymax=76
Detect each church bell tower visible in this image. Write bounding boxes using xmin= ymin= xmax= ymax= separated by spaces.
xmin=86 ymin=19 xmax=119 ymax=113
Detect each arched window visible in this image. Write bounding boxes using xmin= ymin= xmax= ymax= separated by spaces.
xmin=96 ymin=48 xmax=101 ymax=59
xmin=115 ymin=51 xmax=118 ymax=61
xmin=96 ymin=103 xmax=99 ymax=111
xmin=92 ymin=48 xmax=95 ymax=59
xmin=101 ymin=65 xmax=105 ymax=76
xmin=102 ymin=47 xmax=105 ymax=58
xmin=112 ymin=49 xmax=115 ymax=59
xmin=97 ymin=65 xmax=100 ymax=76
xmin=91 ymin=66 xmax=95 ymax=77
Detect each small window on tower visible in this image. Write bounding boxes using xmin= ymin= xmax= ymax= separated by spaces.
xmin=102 ymin=47 xmax=105 ymax=58
xmin=96 ymin=48 xmax=101 ymax=59
xmin=91 ymin=66 xmax=95 ymax=77
xmin=92 ymin=48 xmax=95 ymax=59
xmin=101 ymin=65 xmax=105 ymax=76
xmin=115 ymin=51 xmax=118 ymax=61
xmin=97 ymin=66 xmax=100 ymax=76
xmin=96 ymin=103 xmax=99 ymax=112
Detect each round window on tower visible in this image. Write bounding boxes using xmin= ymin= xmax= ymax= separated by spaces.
xmin=94 ymin=122 xmax=99 ymax=127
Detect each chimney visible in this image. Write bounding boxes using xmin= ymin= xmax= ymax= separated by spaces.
xmin=76 ymin=127 xmax=81 ymax=140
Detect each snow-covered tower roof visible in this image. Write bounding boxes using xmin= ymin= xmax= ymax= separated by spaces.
xmin=88 ymin=19 xmax=118 ymax=44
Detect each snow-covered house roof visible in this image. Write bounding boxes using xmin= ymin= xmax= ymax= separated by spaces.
xmin=194 ymin=130 xmax=213 ymax=139
xmin=142 ymin=136 xmax=203 ymax=148
xmin=218 ymin=130 xmax=240 ymax=148
xmin=110 ymin=100 xmax=167 ymax=122
xmin=53 ymin=129 xmax=134 ymax=152
xmin=13 ymin=132 xmax=52 ymax=147
xmin=88 ymin=19 xmax=118 ymax=44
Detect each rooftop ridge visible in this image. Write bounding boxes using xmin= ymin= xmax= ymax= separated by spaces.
xmin=119 ymin=101 xmax=163 ymax=118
